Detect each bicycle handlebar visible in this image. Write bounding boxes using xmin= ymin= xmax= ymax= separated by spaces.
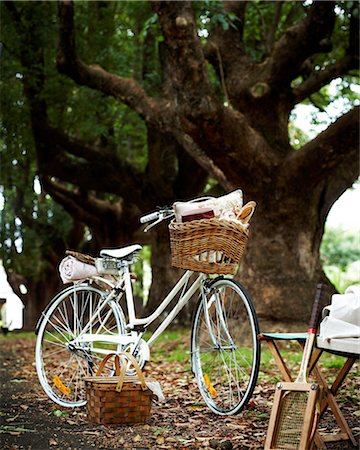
xmin=140 ymin=211 xmax=160 ymax=224
xmin=140 ymin=208 xmax=174 ymax=232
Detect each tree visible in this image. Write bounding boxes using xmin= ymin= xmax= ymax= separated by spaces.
xmin=1 ymin=0 xmax=206 ymax=327
xmin=55 ymin=0 xmax=359 ymax=322
xmin=1 ymin=1 xmax=359 ymax=326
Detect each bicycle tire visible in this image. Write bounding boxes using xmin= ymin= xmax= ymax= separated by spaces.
xmin=191 ymin=277 xmax=260 ymax=415
xmin=35 ymin=284 xmax=126 ymax=407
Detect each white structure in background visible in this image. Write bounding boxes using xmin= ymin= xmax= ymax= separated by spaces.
xmin=0 ymin=260 xmax=24 ymax=330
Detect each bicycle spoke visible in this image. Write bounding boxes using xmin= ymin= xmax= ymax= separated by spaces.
xmin=36 ymin=285 xmax=125 ymax=407
xmin=192 ymin=278 xmax=260 ymax=415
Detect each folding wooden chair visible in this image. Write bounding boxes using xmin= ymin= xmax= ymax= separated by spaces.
xmin=259 ymin=332 xmax=359 ymax=448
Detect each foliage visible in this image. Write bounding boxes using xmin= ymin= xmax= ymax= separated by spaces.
xmin=321 ymin=226 xmax=360 ymax=292
xmin=132 ymin=245 xmax=152 ymax=304
xmin=323 ymin=262 xmax=360 ymax=294
xmin=0 ymin=0 xmax=149 ymax=280
xmin=321 ymin=226 xmax=360 ymax=270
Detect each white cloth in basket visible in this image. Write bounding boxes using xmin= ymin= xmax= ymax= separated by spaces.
xmin=318 ymin=285 xmax=360 ymax=355
xmin=173 ymin=189 xmax=243 ymax=223
xmin=59 ymin=256 xmax=98 ymax=284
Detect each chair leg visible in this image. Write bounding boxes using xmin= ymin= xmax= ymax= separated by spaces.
xmin=266 ymin=340 xmax=293 ymax=382
xmin=313 ymin=434 xmax=326 ymax=449
xmin=312 ymin=361 xmax=357 ymax=447
xmin=261 ymin=338 xmax=357 ymax=449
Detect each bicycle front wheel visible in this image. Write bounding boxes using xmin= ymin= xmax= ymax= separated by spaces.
xmin=35 ymin=284 xmax=126 ymax=407
xmin=191 ymin=277 xmax=260 ymax=415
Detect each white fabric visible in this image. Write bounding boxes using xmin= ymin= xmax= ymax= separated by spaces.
xmin=319 ymin=317 xmax=360 ymax=339
xmin=318 ymin=285 xmax=360 ymax=354
xmin=214 ymin=189 xmax=243 ymax=214
xmin=59 ymin=256 xmax=98 ymax=284
xmin=146 ymin=381 xmax=165 ymax=402
xmin=173 ymin=198 xmax=218 ymax=222
xmin=316 ymin=336 xmax=359 ymax=355
xmin=0 ymin=303 xmax=9 ymax=328
xmin=173 ymin=189 xmax=243 ymax=223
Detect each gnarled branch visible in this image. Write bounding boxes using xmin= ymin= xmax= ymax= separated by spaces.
xmin=41 ymin=177 xmax=123 ymax=228
xmin=288 ymin=107 xmax=359 ymax=190
xmin=292 ymin=55 xmax=358 ymax=104
xmin=57 ymin=0 xmax=163 ymax=124
xmin=265 ymin=1 xmax=336 ymax=89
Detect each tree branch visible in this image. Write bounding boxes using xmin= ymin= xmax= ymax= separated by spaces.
xmin=288 ymin=107 xmax=359 ymax=188
xmin=41 ymin=177 xmax=122 ymax=228
xmin=152 ymin=0 xmax=214 ymax=108
xmin=265 ymin=1 xmax=284 ymax=55
xmin=265 ymin=1 xmax=336 ymax=89
xmin=32 ymin=121 xmax=148 ymax=208
xmin=56 ymin=0 xmax=163 ymax=124
xmin=293 ymin=55 xmax=358 ymax=103
xmin=293 ymin=5 xmax=359 ymax=104
xmin=172 ymin=127 xmax=235 ymax=192
xmin=42 ymin=124 xmax=115 ymax=163
xmin=205 ymin=1 xmax=251 ymax=70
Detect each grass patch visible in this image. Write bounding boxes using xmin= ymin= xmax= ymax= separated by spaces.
xmin=0 ymin=330 xmax=36 ymax=340
xmin=145 ymin=328 xmax=190 ymax=364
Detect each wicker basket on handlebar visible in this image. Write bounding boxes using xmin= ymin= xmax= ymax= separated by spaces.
xmin=168 ymin=218 xmax=249 ymax=275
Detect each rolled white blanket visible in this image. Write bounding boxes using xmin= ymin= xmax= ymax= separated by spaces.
xmin=59 ymin=256 xmax=98 ymax=284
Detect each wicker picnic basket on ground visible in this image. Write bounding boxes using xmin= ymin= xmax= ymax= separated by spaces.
xmin=168 ymin=218 xmax=249 ymax=275
xmin=84 ymin=352 xmax=153 ymax=425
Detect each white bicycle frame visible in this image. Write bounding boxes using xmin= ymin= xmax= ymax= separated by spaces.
xmin=70 ymin=263 xmax=207 ymax=361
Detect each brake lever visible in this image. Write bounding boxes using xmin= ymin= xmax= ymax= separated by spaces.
xmin=143 ymin=211 xmax=174 ymax=232
xmin=144 ymin=216 xmax=163 ymax=232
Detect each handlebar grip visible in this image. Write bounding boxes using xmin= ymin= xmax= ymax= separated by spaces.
xmin=140 ymin=211 xmax=160 ymax=224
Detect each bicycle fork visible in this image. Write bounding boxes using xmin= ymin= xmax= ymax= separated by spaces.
xmin=201 ymin=279 xmax=235 ymax=351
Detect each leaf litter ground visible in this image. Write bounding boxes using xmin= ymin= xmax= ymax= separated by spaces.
xmin=0 ymin=336 xmax=358 ymax=449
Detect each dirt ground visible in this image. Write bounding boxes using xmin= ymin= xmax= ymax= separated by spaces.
xmin=0 ymin=336 xmax=359 ymax=450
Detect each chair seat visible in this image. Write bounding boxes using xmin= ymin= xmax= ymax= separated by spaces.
xmin=261 ymin=332 xmax=307 ymax=341
xmin=261 ymin=332 xmax=360 ymax=356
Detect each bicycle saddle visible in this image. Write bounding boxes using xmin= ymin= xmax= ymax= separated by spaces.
xmin=100 ymin=244 xmax=142 ymax=260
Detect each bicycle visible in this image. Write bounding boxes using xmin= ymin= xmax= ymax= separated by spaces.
xmin=35 ymin=205 xmax=260 ymax=416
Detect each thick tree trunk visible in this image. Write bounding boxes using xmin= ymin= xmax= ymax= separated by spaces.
xmin=238 ymin=193 xmax=331 ymax=326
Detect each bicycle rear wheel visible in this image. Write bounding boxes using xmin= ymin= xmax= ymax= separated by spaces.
xmin=35 ymin=284 xmax=126 ymax=407
xmin=191 ymin=277 xmax=260 ymax=415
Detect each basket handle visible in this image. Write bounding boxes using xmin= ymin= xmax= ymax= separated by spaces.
xmin=115 ymin=352 xmax=147 ymax=393
xmin=236 ymin=201 xmax=256 ymax=224
xmin=95 ymin=353 xmax=121 ymax=376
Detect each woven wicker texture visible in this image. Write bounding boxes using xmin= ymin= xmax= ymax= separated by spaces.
xmin=84 ymin=353 xmax=153 ymax=425
xmin=65 ymin=250 xmax=95 ymax=266
xmin=169 ymin=218 xmax=248 ymax=275
xmin=85 ymin=378 xmax=152 ymax=425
